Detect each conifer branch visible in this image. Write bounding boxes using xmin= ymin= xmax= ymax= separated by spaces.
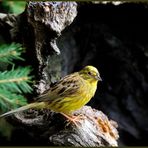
xmin=0 ymin=67 xmax=33 ymax=93
xmin=0 ymin=89 xmax=27 ymax=111
xmin=0 ymin=43 xmax=24 ymax=64
xmin=0 ymin=43 xmax=33 ymax=111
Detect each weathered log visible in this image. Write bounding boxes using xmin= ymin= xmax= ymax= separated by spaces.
xmin=10 ymin=106 xmax=118 ymax=146
xmin=26 ymin=1 xmax=78 ymax=93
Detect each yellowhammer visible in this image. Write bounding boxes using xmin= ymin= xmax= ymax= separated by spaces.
xmin=0 ymin=65 xmax=102 ymax=124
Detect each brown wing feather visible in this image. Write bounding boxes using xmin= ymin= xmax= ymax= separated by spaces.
xmin=36 ymin=72 xmax=82 ymax=102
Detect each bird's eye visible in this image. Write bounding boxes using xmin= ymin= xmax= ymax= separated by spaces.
xmin=88 ymin=72 xmax=91 ymax=75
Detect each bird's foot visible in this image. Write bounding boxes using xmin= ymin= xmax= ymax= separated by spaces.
xmin=61 ymin=113 xmax=85 ymax=127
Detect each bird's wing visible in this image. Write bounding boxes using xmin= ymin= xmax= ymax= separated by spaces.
xmin=36 ymin=72 xmax=83 ymax=102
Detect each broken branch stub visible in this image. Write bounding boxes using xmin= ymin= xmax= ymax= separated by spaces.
xmin=27 ymin=1 xmax=77 ymax=57
xmin=12 ymin=106 xmax=119 ymax=146
xmin=26 ymin=2 xmax=77 ymax=93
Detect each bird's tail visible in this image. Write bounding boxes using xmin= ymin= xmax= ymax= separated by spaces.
xmin=0 ymin=102 xmax=45 ymax=118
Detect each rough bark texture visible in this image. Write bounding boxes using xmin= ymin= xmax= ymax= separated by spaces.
xmin=1 ymin=1 xmax=148 ymax=146
xmin=26 ymin=1 xmax=78 ymax=94
xmin=8 ymin=106 xmax=118 ymax=146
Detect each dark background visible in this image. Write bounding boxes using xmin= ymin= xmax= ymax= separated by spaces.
xmin=59 ymin=2 xmax=148 ymax=146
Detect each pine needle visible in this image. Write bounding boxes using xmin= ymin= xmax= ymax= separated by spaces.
xmin=0 ymin=89 xmax=27 ymax=110
xmin=0 ymin=43 xmax=24 ymax=64
xmin=0 ymin=43 xmax=33 ymax=111
xmin=0 ymin=67 xmax=33 ymax=93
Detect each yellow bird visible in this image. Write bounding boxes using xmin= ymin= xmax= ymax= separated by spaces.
xmin=0 ymin=65 xmax=102 ymax=123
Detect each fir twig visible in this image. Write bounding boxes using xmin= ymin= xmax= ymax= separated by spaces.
xmin=0 ymin=43 xmax=33 ymax=111
xmin=0 ymin=67 xmax=33 ymax=93
xmin=0 ymin=89 xmax=27 ymax=111
xmin=0 ymin=43 xmax=24 ymax=64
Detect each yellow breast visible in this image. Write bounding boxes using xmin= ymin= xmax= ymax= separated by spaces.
xmin=45 ymin=70 xmax=99 ymax=115
xmin=49 ymin=80 xmax=98 ymax=114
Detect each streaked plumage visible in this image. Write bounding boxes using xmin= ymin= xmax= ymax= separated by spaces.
xmin=0 ymin=65 xmax=102 ymax=119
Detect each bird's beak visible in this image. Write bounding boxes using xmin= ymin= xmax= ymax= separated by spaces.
xmin=95 ymin=74 xmax=102 ymax=81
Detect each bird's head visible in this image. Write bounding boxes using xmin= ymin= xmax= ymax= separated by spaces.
xmin=79 ymin=65 xmax=102 ymax=83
